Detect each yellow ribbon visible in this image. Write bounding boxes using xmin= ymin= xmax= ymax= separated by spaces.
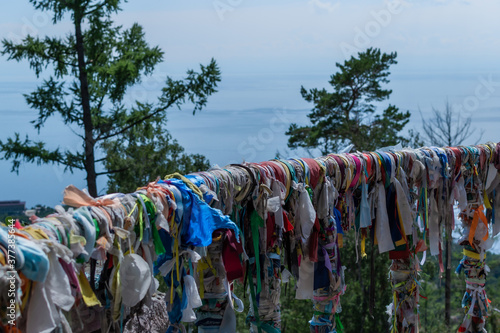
xmin=175 ymin=232 xmax=180 ymax=283
xmin=196 ymin=259 xmax=217 ymax=299
xmin=484 ymin=192 xmax=492 ymax=209
xmin=22 ymin=227 xmax=50 ymax=240
xmin=392 ymin=291 xmax=397 ymax=333
xmin=164 ymin=172 xmax=203 ymax=199
xmin=361 ymin=234 xmax=367 ymax=259
xmin=463 ymin=249 xmax=485 ymax=260
xmin=77 ymin=269 xmax=101 ymax=307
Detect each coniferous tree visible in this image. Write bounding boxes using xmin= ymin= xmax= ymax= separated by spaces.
xmin=286 ymin=48 xmax=416 ymax=332
xmin=1 ymin=0 xmax=220 ymax=196
xmin=287 ymin=47 xmax=411 ymax=154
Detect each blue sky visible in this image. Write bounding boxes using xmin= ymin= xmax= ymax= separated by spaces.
xmin=1 ymin=0 xmax=499 ymax=214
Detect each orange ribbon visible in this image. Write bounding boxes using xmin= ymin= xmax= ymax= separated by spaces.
xmin=138 ymin=179 xmax=174 ymax=229
xmin=469 ymin=205 xmax=489 ymax=246
xmin=62 ymin=185 xmax=118 ymax=207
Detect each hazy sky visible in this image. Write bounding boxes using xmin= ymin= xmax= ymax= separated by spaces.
xmin=1 ymin=0 xmax=500 ymax=211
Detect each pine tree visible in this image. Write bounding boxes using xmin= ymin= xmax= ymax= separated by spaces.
xmin=286 ymin=47 xmax=411 ymax=154
xmin=286 ymin=48 xmax=415 ymax=332
xmin=1 ymin=0 xmax=220 ymax=196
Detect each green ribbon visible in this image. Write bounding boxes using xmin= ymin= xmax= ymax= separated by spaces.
xmin=247 ymin=264 xmax=263 ymax=333
xmin=151 ymin=219 xmax=166 ymax=255
xmin=418 ymin=187 xmax=428 ymax=242
xmin=139 ymin=194 xmax=157 ymax=222
xmin=137 ymin=204 xmax=144 ymax=242
xmin=248 ymin=212 xmax=281 ymax=333
xmin=251 ymin=210 xmax=264 ymax=294
xmin=92 ymin=218 xmax=100 ymax=241
xmin=335 ymin=313 xmax=344 ymax=333
xmin=306 ymin=186 xmax=313 ymax=201
xmin=354 ymin=206 xmax=360 ymax=231
xmin=137 ymin=194 xmax=165 ymax=254
xmin=66 ymin=230 xmax=71 ymax=249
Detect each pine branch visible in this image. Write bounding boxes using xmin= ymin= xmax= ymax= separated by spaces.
xmin=95 ymin=101 xmax=174 ymax=142
xmin=84 ymin=2 xmax=107 ymax=16
xmin=0 ymin=133 xmax=84 ymax=172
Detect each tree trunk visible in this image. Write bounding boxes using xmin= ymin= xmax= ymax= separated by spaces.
xmin=74 ymin=8 xmax=97 ymax=197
